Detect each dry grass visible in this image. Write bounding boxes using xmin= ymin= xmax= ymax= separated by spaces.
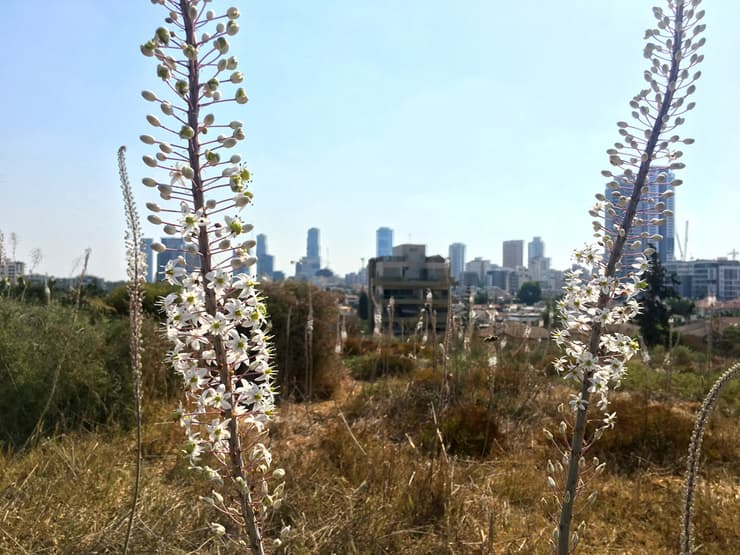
xmin=1 ymin=363 xmax=738 ymax=554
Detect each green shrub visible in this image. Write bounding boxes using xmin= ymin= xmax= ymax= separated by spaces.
xmin=438 ymin=403 xmax=500 ymax=457
xmin=261 ymin=281 xmax=342 ymax=400
xmin=347 ymin=351 xmax=416 ymax=381
xmin=0 ymin=299 xmax=132 ymax=446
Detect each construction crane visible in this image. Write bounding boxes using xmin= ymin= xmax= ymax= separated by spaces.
xmin=675 ymin=220 xmax=689 ymax=261
xmin=729 ymin=249 xmax=739 ymax=261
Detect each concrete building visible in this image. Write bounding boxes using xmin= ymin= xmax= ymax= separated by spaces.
xmin=0 ymin=260 xmax=25 ymax=282
xmin=605 ymin=166 xmax=676 ymax=264
xmin=376 ymin=227 xmax=393 ymax=258
xmin=449 ymin=242 xmax=466 ymax=283
xmin=665 ymin=259 xmax=740 ymax=300
xmin=503 ymin=240 xmax=524 ymax=269
xmin=368 ymin=244 xmax=451 ymax=335
xmin=465 ymin=257 xmax=491 ymax=284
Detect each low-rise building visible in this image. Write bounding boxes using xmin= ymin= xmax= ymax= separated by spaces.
xmin=368 ymin=244 xmax=451 ymax=335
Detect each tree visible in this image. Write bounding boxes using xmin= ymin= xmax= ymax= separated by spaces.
xmin=517 ymin=281 xmax=541 ymax=305
xmin=636 ymin=248 xmax=680 ymax=347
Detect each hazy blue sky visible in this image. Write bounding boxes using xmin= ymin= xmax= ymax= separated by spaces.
xmin=1 ymin=1 xmax=738 ymax=280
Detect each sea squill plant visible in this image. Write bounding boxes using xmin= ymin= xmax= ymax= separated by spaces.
xmin=680 ymin=362 xmax=740 ymax=554
xmin=117 ymin=146 xmax=146 ymax=554
xmin=546 ymin=1 xmax=705 ymax=552
xmin=138 ymin=2 xmax=283 ymax=551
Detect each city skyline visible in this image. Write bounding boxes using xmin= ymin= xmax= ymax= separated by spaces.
xmin=2 ymin=1 xmax=739 ymax=281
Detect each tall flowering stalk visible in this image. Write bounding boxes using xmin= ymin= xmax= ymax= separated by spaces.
xmin=139 ymin=2 xmax=282 ymax=552
xmin=117 ymin=146 xmax=146 ymax=554
xmin=548 ymin=1 xmax=705 ymax=552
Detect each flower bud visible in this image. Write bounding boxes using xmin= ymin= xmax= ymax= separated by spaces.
xmin=218 ymin=59 xmax=227 ymax=72
xmin=142 ymin=177 xmax=157 ymax=187
xmin=182 ymin=166 xmax=194 ymax=179
xmin=227 ymin=7 xmax=240 ymax=19
xmin=182 ymin=44 xmax=198 ymax=60
xmin=206 ymin=10 xmax=215 ymax=19
xmin=204 ymin=113 xmax=215 ymax=126
xmin=141 ymin=90 xmax=156 ymax=101
xmin=163 ymin=225 xmax=178 ymax=235
xmin=179 ymin=125 xmax=195 ymax=140
xmin=216 ymin=23 xmax=225 ymax=33
xmin=146 ymin=202 xmax=161 ymax=212
xmin=146 ymin=114 xmax=161 ymax=127
xmin=215 ymin=37 xmax=229 ymax=53
xmin=140 ymin=134 xmax=156 ymax=145
xmin=230 ymin=71 xmax=244 ymax=83
xmin=159 ymin=142 xmax=172 ymax=154
xmin=160 ymin=102 xmax=173 ymax=116
xmin=176 ymin=80 xmax=188 ymax=96
xmin=155 ymin=26 xmax=170 ymax=45
xmin=226 ymin=56 xmax=238 ymax=70
xmin=206 ymin=199 xmax=217 ymax=209
xmin=151 ymin=242 xmax=166 ymax=253
xmin=230 ymin=154 xmax=241 ymax=164
xmin=227 ymin=21 xmax=239 ymax=35
xmin=147 ymin=214 xmax=162 ymax=225
xmin=143 ymin=155 xmax=158 ymax=167
xmin=140 ymin=40 xmax=156 ymax=56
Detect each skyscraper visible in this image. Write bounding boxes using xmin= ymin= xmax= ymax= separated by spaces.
xmin=141 ymin=237 xmax=155 ymax=283
xmin=307 ymin=227 xmax=320 ymax=261
xmin=295 ymin=228 xmax=321 ymax=280
xmin=605 ymin=167 xmax=675 ymax=263
xmin=376 ymin=227 xmax=393 ymax=257
xmin=527 ymin=236 xmax=545 ymax=268
xmin=256 ymin=233 xmax=274 ymax=280
xmin=449 ymin=242 xmax=466 ymax=282
xmin=157 ymin=237 xmax=200 ymax=280
xmin=503 ymin=240 xmax=523 ymax=269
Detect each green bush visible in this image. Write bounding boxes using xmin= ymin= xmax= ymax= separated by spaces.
xmin=260 ymin=281 xmax=342 ymax=400
xmin=0 ymin=299 xmax=133 ymax=446
xmin=347 ymin=351 xmax=416 ymax=381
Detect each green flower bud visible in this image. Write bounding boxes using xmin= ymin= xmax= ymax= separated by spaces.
xmin=155 ymin=27 xmax=170 ymax=45
xmin=227 ymin=7 xmax=240 ymax=19
xmin=182 ymin=44 xmax=198 ymax=60
xmin=179 ymin=125 xmax=195 ymax=139
xmin=204 ymin=113 xmax=215 ymax=126
xmin=227 ymin=21 xmax=239 ymax=35
xmin=140 ymin=40 xmax=156 ymax=56
xmin=230 ymin=71 xmax=244 ymax=83
xmin=176 ymin=80 xmax=189 ymax=96
xmin=215 ymin=37 xmax=229 ymax=54
xmin=226 ymin=56 xmax=238 ymax=70
xmin=181 ymin=166 xmax=194 ymax=179
xmin=235 ymin=88 xmax=248 ymax=104
xmin=157 ymin=64 xmax=171 ymax=80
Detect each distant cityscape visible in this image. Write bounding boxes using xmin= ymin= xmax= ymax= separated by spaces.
xmin=2 ymin=171 xmax=739 ymax=304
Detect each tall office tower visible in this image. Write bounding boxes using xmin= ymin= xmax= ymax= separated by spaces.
xmin=604 ymin=167 xmax=675 ymax=263
xmin=527 ymin=236 xmax=545 ymax=269
xmin=307 ymin=227 xmax=320 ymax=262
xmin=376 ymin=227 xmax=393 ymax=257
xmin=141 ymin=237 xmax=155 ymax=283
xmin=157 ymin=237 xmax=201 ymax=280
xmin=502 ymin=240 xmax=524 ymax=269
xmin=449 ymin=242 xmax=466 ymax=282
xmin=256 ymin=233 xmax=274 ymax=280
